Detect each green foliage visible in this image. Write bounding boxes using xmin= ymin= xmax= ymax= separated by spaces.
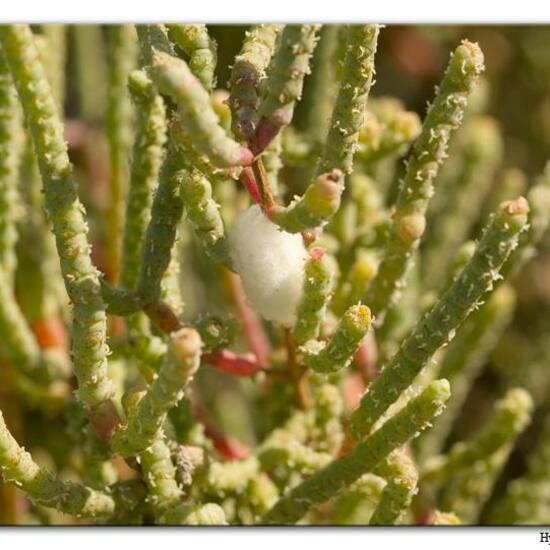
xmin=0 ymin=23 xmax=548 ymax=527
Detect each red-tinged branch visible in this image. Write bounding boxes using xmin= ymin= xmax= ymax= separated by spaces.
xmin=239 ymin=166 xmax=262 ymax=205
xmin=341 ymin=372 xmax=366 ymax=413
xmin=221 ymin=269 xmax=271 ymax=368
xmin=353 ymin=331 xmax=378 ymax=386
xmin=143 ymin=300 xmax=183 ymax=334
xmin=194 ymin=409 xmax=251 ymax=460
xmin=202 ymin=349 xmax=263 ymax=377
xmin=30 ymin=317 xmax=69 ymax=353
xmin=252 ymin=157 xmax=276 ymax=211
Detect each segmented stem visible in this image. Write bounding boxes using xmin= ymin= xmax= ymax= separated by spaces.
xmin=292 ymin=247 xmax=336 ymax=345
xmin=365 ymin=41 xmax=484 ymax=321
xmin=270 ymin=169 xmax=344 ymax=233
xmin=136 ymin=24 xmax=175 ymax=66
xmin=120 ymin=69 xmax=166 ymax=290
xmin=0 ymin=50 xmax=21 ymax=281
xmin=263 ymin=379 xmax=450 ymax=524
xmin=350 ymin=198 xmax=529 ymax=439
xmin=0 ymin=25 xmax=115 ymax=409
xmin=135 ymin=149 xmax=184 ymax=305
xmin=302 ymin=304 xmax=371 ymax=373
xmin=229 ymin=24 xmax=283 ymax=143
xmin=105 ymin=25 xmax=137 ymax=284
xmin=0 ymin=410 xmax=117 ymax=518
xmin=140 ymin=439 xmax=182 ymax=518
xmin=254 ymin=25 xmax=319 ymax=153
xmin=369 ymin=450 xmax=418 ymax=525
xmin=269 ymin=25 xmax=379 ymax=233
xmin=316 ymin=24 xmax=379 ymax=175
xmin=167 ymin=24 xmax=217 ymax=91
xmin=111 ymin=328 xmax=201 ymax=456
xmin=163 ymin=503 xmax=227 ymax=525
xmin=150 ymin=51 xmax=253 ymax=168
xmin=177 ymin=168 xmax=230 ymax=265
xmin=422 ymin=116 xmax=503 ymax=292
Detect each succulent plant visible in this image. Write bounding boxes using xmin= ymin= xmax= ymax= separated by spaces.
xmin=0 ymin=23 xmax=549 ymax=526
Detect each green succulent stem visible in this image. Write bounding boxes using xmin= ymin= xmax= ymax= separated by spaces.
xmin=421 ymin=116 xmax=503 ymax=292
xmin=125 ymin=392 xmax=182 ymax=519
xmin=436 ymin=390 xmax=534 ymax=524
xmin=369 ymin=450 xmax=419 ymax=525
xmin=150 ymin=50 xmax=253 ymax=168
xmin=501 ymin=162 xmax=550 ymax=278
xmin=292 ymin=246 xmax=336 ymax=345
xmin=0 ymin=50 xmax=21 ymax=281
xmin=254 ymin=24 xmax=319 ymax=154
xmin=417 ymin=283 xmax=516 ymax=459
xmin=350 ymin=197 xmax=529 ymax=439
xmin=177 ymin=168 xmax=231 ymax=266
xmin=135 ymin=148 xmax=185 ymax=306
xmin=136 ymin=24 xmax=175 ymax=66
xmin=300 ymin=25 xmax=340 ymax=147
xmin=167 ymin=24 xmax=217 ymax=91
xmin=0 ymin=410 xmax=122 ymax=518
xmin=269 ymin=25 xmax=379 ymax=233
xmin=229 ymin=24 xmax=283 ymax=144
xmin=0 ymin=25 xmax=116 ymax=414
xmin=316 ymin=24 xmax=379 ymax=176
xmin=270 ymin=169 xmax=344 ymax=233
xmin=105 ymin=25 xmax=137 ymax=284
xmin=120 ymin=69 xmax=167 ymax=291
xmin=364 ymin=40 xmax=485 ymax=321
xmin=262 ymin=379 xmax=450 ymax=525
xmin=302 ymin=304 xmax=371 ymax=374
xmin=422 ymin=388 xmax=533 ymax=484
xmin=111 ymin=328 xmax=201 ymax=457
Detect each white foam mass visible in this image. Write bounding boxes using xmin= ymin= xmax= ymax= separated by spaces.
xmin=228 ymin=205 xmax=307 ymax=326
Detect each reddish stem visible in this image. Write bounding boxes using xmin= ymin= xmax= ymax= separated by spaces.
xmin=353 ymin=331 xmax=379 ymax=386
xmin=239 ymin=166 xmax=262 ymax=205
xmin=341 ymin=372 xmax=366 ymax=413
xmin=222 ymin=270 xmax=271 ymax=368
xmin=251 ymin=156 xmax=276 ymax=211
xmin=253 ymin=117 xmax=280 ymax=155
xmin=88 ymin=400 xmax=121 ymax=442
xmin=143 ymin=300 xmax=183 ymax=334
xmin=417 ymin=508 xmax=436 ymax=526
xmin=202 ymin=349 xmax=262 ymax=377
xmin=194 ymin=409 xmax=251 ymax=460
xmin=31 ymin=317 xmax=69 ymax=353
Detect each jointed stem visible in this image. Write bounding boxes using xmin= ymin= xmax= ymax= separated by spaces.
xmin=350 ymin=198 xmax=529 ymax=439
xmin=263 ymin=379 xmax=450 ymax=524
xmin=365 ymin=41 xmax=484 ymax=322
xmin=0 ymin=25 xmax=117 ymax=427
